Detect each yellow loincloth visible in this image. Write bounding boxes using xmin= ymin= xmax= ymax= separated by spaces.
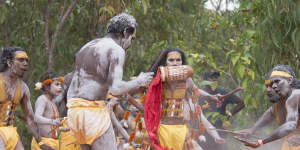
xmin=0 ymin=126 xmax=19 ymax=150
xmin=60 ymin=117 xmax=81 ymax=150
xmin=281 ymin=129 xmax=300 ymax=150
xmin=157 ymin=124 xmax=188 ymax=150
xmin=67 ymin=98 xmax=111 ymax=145
xmin=31 ymin=137 xmax=59 ymax=150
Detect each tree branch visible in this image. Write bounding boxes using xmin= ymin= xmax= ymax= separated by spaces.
xmin=47 ymin=0 xmax=78 ymax=71
xmin=44 ymin=0 xmax=51 ymax=59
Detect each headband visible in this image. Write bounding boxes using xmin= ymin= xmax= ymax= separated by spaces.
xmin=167 ymin=53 xmax=181 ymax=59
xmin=35 ymin=77 xmax=64 ymax=90
xmin=14 ymin=52 xmax=28 ymax=59
xmin=270 ymin=71 xmax=293 ymax=78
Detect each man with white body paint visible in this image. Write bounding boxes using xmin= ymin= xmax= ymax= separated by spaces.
xmin=67 ymin=13 xmax=153 ymax=150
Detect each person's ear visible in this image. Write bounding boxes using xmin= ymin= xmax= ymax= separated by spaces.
xmin=7 ymin=59 xmax=13 ymax=68
xmin=123 ymin=27 xmax=135 ymax=38
xmin=288 ymin=77 xmax=293 ymax=85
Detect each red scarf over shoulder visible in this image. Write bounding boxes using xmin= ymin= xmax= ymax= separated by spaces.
xmin=144 ymin=71 xmax=169 ymax=150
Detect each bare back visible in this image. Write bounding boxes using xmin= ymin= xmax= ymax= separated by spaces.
xmin=67 ymin=38 xmax=125 ymax=101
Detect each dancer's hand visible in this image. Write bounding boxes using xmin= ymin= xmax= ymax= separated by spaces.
xmin=40 ymin=144 xmax=56 ymax=150
xmin=136 ymin=72 xmax=154 ymax=86
xmin=51 ymin=119 xmax=62 ymax=126
xmin=107 ymin=97 xmax=119 ymax=112
xmin=233 ymin=136 xmax=260 ymax=148
xmin=215 ymin=137 xmax=225 ymax=144
xmin=211 ymin=94 xmax=223 ymax=107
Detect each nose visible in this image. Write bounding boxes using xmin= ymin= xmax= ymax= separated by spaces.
xmin=266 ymin=86 xmax=272 ymax=92
xmin=272 ymin=83 xmax=277 ymax=89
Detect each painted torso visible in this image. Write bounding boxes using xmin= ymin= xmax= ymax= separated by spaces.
xmin=36 ymin=95 xmax=59 ymax=138
xmin=0 ymin=74 xmax=22 ymax=126
xmin=67 ymin=38 xmax=124 ymax=100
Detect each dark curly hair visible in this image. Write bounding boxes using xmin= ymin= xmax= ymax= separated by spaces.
xmin=39 ymin=72 xmax=59 ymax=92
xmin=266 ymin=65 xmax=300 ymax=89
xmin=0 ymin=46 xmax=26 ymax=72
xmin=106 ymin=13 xmax=137 ymax=35
xmin=149 ymin=47 xmax=187 ymax=74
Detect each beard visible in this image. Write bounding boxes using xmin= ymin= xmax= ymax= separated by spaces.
xmin=267 ymin=91 xmax=281 ymax=103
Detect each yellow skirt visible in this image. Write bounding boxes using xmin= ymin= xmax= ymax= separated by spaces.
xmin=157 ymin=124 xmax=188 ymax=150
xmin=67 ymin=98 xmax=111 ymax=145
xmin=31 ymin=137 xmax=59 ymax=150
xmin=60 ymin=117 xmax=81 ymax=150
xmin=0 ymin=126 xmax=19 ymax=150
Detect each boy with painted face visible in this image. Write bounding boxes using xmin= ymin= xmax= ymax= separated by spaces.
xmin=0 ymin=47 xmax=54 ymax=150
xmin=32 ymin=72 xmax=64 ymax=150
xmin=235 ymin=65 xmax=300 ymax=149
xmin=145 ymin=47 xmax=225 ymax=150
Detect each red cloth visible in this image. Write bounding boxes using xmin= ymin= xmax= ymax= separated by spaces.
xmin=144 ymin=72 xmax=168 ymax=150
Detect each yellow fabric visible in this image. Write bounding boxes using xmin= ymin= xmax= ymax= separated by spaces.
xmin=67 ymin=98 xmax=111 ymax=145
xmin=0 ymin=74 xmax=6 ymax=103
xmin=14 ymin=52 xmax=28 ymax=59
xmin=157 ymin=124 xmax=188 ymax=150
xmin=271 ymin=71 xmax=293 ymax=78
xmin=60 ymin=117 xmax=81 ymax=150
xmin=0 ymin=126 xmax=19 ymax=150
xmin=282 ymin=140 xmax=300 ymax=150
xmin=0 ymin=74 xmax=21 ymax=126
xmin=31 ymin=137 xmax=58 ymax=150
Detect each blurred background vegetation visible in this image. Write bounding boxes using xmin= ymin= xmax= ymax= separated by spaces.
xmin=1 ymin=0 xmax=300 ymax=149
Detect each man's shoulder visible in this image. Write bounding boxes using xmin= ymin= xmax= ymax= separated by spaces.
xmin=290 ymin=89 xmax=300 ymax=97
xmin=81 ymin=38 xmax=124 ymax=56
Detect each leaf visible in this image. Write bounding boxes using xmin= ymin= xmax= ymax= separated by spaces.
xmin=242 ymin=78 xmax=248 ymax=89
xmin=142 ymin=0 xmax=148 ymax=14
xmin=248 ymin=69 xmax=255 ymax=80
xmin=199 ymin=80 xmax=213 ymax=86
xmin=237 ymin=64 xmax=245 ymax=78
xmin=231 ymin=54 xmax=240 ymax=67
xmin=241 ymin=57 xmax=251 ymax=65
xmin=246 ymin=30 xmax=256 ymax=38
xmin=210 ymin=81 xmax=218 ymax=91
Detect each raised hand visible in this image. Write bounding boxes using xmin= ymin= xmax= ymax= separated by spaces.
xmin=136 ymin=72 xmax=154 ymax=86
xmin=215 ymin=137 xmax=226 ymax=144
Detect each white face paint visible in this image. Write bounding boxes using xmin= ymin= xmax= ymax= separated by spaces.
xmin=49 ymin=80 xmax=62 ymax=96
xmin=122 ymin=29 xmax=136 ymax=50
xmin=166 ymin=51 xmax=182 ymax=66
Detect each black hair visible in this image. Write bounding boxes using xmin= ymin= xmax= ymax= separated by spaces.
xmin=203 ymin=71 xmax=220 ymax=80
xmin=0 ymin=46 xmax=26 ymax=72
xmin=150 ymin=47 xmax=187 ymax=74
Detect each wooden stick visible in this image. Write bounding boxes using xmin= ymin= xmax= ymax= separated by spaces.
xmin=208 ymin=128 xmax=260 ymax=139
xmin=110 ymin=111 xmax=130 ymax=140
xmin=219 ymin=87 xmax=244 ymax=101
xmin=127 ymin=94 xmax=144 ymax=112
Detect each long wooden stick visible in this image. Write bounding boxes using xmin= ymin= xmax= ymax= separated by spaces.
xmin=110 ymin=111 xmax=130 ymax=140
xmin=219 ymin=87 xmax=244 ymax=101
xmin=208 ymin=128 xmax=260 ymax=139
xmin=127 ymin=95 xmax=144 ymax=112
